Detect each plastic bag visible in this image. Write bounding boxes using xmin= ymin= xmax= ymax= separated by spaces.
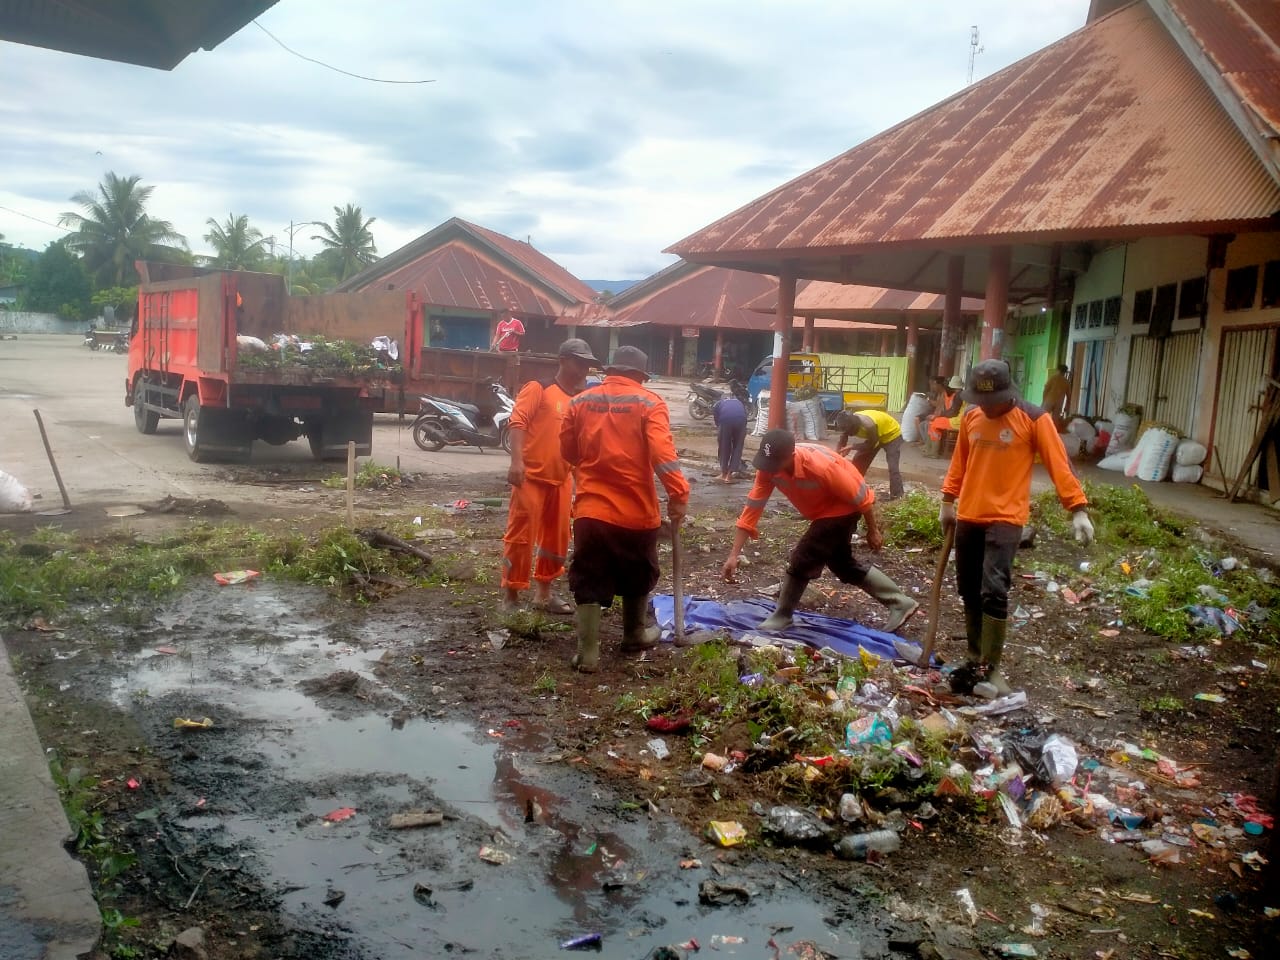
xmin=1097 ymin=450 xmax=1133 ymax=471
xmin=0 ymin=469 xmax=33 ymax=513
xmin=1171 ymin=463 xmax=1202 ymax=484
xmin=1174 ymin=439 xmax=1207 ymax=466
xmin=1040 ymin=734 xmax=1079 ymax=785
xmin=900 ymin=393 xmax=931 ymax=443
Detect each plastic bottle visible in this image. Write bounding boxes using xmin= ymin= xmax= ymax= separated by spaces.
xmin=834 ymin=829 xmax=900 ymax=860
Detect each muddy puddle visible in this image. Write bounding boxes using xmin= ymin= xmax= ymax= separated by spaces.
xmin=69 ymin=582 xmax=879 ymax=959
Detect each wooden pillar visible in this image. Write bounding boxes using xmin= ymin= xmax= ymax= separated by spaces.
xmin=880 ymin=332 xmax=890 ymax=357
xmin=802 ymin=317 xmax=815 ymax=353
xmin=713 ymin=329 xmax=724 ymax=376
xmin=769 ymin=271 xmax=796 ymax=429
xmin=981 ymin=245 xmax=1011 ymax=360
xmin=667 ymin=330 xmax=677 ymax=377
xmin=941 ymin=254 xmax=964 ymax=376
xmin=906 ymin=317 xmax=919 ymax=393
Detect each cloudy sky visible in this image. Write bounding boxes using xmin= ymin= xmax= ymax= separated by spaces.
xmin=1 ymin=1 xmax=1086 ymax=285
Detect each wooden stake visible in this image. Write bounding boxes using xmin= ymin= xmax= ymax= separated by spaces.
xmin=346 ymin=441 xmax=356 ymax=527
xmin=32 ymin=410 xmax=72 ymax=509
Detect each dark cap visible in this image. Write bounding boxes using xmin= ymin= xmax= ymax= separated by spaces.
xmin=604 ymin=345 xmax=650 ymax=379
xmin=752 ymin=428 xmax=796 ymax=472
xmin=558 ymin=338 xmax=598 ymax=364
xmin=960 ymin=359 xmax=1018 ymax=405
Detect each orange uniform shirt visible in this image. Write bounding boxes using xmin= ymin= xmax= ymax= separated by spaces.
xmin=508 ymin=380 xmax=574 ymax=484
xmin=735 ymin=444 xmax=875 ymax=539
xmin=560 ymin=375 xmax=690 ymax=530
xmin=942 ymin=400 xmax=1087 ymax=526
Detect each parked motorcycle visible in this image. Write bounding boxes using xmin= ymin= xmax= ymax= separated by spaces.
xmin=687 ymin=379 xmax=757 ymax=422
xmin=412 ymin=379 xmax=514 ymax=453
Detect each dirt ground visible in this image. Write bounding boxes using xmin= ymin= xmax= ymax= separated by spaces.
xmin=4 ymin=439 xmax=1279 ymax=960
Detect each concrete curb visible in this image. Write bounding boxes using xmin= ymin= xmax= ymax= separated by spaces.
xmin=0 ymin=635 xmax=101 ymax=960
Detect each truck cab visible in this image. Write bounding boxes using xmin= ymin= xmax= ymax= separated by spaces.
xmin=747 ymin=352 xmax=890 ymax=421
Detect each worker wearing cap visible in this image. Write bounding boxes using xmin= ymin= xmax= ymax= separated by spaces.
xmin=835 ymin=408 xmax=905 ymax=499
xmin=722 ymin=428 xmax=918 ymax=635
xmin=501 ymin=339 xmax=599 ymax=614
xmin=940 ymin=359 xmax=1094 ymax=697
xmin=924 ymin=374 xmax=965 ymax=454
xmin=560 ymin=346 xmax=690 ymax=671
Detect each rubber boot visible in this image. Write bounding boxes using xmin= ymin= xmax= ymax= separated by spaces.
xmin=860 ymin=567 xmax=920 ymax=634
xmin=571 ymin=603 xmax=602 ymax=672
xmin=973 ymin=615 xmax=1013 ymax=699
xmin=620 ymin=595 xmax=660 ymax=652
xmin=759 ymin=574 xmax=808 ymax=631
xmin=963 ymin=606 xmax=983 ymax=664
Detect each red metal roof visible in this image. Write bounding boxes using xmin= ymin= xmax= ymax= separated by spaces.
xmin=1160 ymin=0 xmax=1280 ymax=180
xmin=745 ymin=280 xmax=985 ymax=321
xmin=461 ymin=220 xmax=600 ymax=304
xmin=669 ymin=1 xmax=1280 ymax=288
xmin=365 ymin=240 xmax=564 ymax=318
xmin=605 ymin=262 xmax=778 ymax=331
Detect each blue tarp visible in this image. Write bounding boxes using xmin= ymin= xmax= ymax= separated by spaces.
xmin=651 ymin=594 xmax=904 ymax=661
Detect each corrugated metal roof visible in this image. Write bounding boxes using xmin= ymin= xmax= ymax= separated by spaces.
xmin=334 ymin=217 xmax=597 ymax=307
xmin=461 ymin=220 xmax=600 ymax=304
xmin=745 ymin=280 xmax=985 ymax=319
xmin=669 ymin=1 xmax=1280 ymax=277
xmin=606 ymin=262 xmax=778 ymax=331
xmin=366 ymin=240 xmax=563 ymax=317
xmin=1160 ymin=0 xmax=1280 ymax=180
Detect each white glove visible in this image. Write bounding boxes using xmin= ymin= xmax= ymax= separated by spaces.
xmin=1072 ymin=510 xmax=1094 ymax=546
xmin=939 ymin=500 xmax=957 ymax=532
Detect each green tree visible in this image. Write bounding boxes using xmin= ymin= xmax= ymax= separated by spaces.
xmin=21 ymin=241 xmax=92 ymax=320
xmin=285 ymin=256 xmax=339 ymax=295
xmin=58 ymin=172 xmax=188 ymax=286
xmin=90 ymin=286 xmax=138 ymax=326
xmin=312 ymin=204 xmax=378 ymax=282
xmin=203 ymin=213 xmax=266 ymax=270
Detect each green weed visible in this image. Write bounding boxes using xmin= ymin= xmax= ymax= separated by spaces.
xmin=533 ymin=670 xmax=556 ymax=694
xmin=880 ymin=490 xmax=943 ymax=548
xmin=322 ymin=460 xmax=407 ymax=489
xmin=1141 ymin=695 xmax=1185 ymax=713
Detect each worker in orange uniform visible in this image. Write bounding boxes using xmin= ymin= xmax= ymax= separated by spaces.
xmin=559 ymin=346 xmax=689 ymax=672
xmin=501 ymin=338 xmax=599 ymax=614
xmin=940 ymin=359 xmax=1094 ymax=697
xmin=721 ymin=428 xmax=918 ymax=635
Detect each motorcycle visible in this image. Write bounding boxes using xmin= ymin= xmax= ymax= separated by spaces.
xmin=687 ymin=379 xmax=757 ymax=423
xmin=412 ymin=378 xmax=514 ymax=453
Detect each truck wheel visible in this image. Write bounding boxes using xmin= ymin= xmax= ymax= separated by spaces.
xmin=412 ymin=417 xmax=447 ymax=451
xmin=183 ymin=395 xmax=211 ymax=463
xmin=307 ymin=427 xmax=325 ymax=460
xmin=133 ymin=381 xmax=159 ymax=435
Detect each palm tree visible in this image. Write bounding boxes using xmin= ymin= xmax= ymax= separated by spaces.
xmin=312 ymin=204 xmax=378 ymax=282
xmin=203 ymin=213 xmax=267 ymax=270
xmin=58 ymin=172 xmax=188 ymax=286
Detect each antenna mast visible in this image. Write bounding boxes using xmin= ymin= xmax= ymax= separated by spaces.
xmin=967 ymin=26 xmax=984 ymax=85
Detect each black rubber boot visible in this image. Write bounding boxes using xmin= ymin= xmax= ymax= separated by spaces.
xmin=620 ymin=595 xmax=660 ymax=652
xmin=759 ymin=574 xmax=808 ymax=631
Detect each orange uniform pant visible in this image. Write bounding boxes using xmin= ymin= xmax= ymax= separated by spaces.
xmin=501 ymin=479 xmax=571 ymax=590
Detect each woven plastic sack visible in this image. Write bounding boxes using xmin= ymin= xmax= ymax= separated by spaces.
xmin=807 ymin=397 xmax=828 ymax=441
xmin=1107 ymin=411 xmax=1141 ymax=454
xmin=1134 ymin=427 xmax=1178 ymax=482
xmin=1066 ymin=418 xmax=1096 ymax=443
xmin=1124 ymin=430 xmax=1151 ymax=477
xmin=1171 ymin=463 xmax=1203 ymax=483
xmin=753 ymin=391 xmax=771 ymax=436
xmin=1097 ymin=450 xmax=1133 ymax=471
xmin=1174 ymin=439 xmax=1207 ymax=467
xmin=900 ymin=392 xmax=931 ymax=443
xmin=0 ymin=469 xmax=33 ymax=513
xmin=1060 ymin=433 xmax=1084 ymax=458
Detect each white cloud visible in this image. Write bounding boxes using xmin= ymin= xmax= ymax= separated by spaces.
xmin=0 ymin=1 xmax=1086 ymax=281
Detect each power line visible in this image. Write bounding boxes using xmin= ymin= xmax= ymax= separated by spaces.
xmin=0 ymin=204 xmax=70 ymax=231
xmin=252 ymin=20 xmax=436 ymax=84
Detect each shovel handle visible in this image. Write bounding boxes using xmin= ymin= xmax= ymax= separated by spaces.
xmin=671 ymin=524 xmax=685 ymax=641
xmin=916 ymin=524 xmax=955 ymax=666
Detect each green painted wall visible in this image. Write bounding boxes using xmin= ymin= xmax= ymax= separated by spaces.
xmin=1003 ymin=308 xmax=1066 ymax=405
xmin=817 ymin=352 xmax=909 ymax=412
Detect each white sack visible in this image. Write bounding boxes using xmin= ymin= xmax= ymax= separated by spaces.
xmin=0 ymin=469 xmax=34 ymax=513
xmin=1174 ymin=439 xmax=1207 ymax=467
xmin=1171 ymin=464 xmax=1203 ymax=484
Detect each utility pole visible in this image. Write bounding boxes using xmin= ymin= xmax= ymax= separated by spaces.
xmin=285 ymin=220 xmax=320 ymax=291
xmin=967 ymin=26 xmax=984 ymax=85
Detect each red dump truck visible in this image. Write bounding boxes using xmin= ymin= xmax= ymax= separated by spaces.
xmin=125 ymin=264 xmax=560 ymax=461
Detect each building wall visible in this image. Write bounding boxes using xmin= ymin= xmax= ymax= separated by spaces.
xmin=0 ymin=311 xmax=80 ymax=334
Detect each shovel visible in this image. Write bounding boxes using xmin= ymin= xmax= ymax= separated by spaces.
xmin=670 ymin=521 xmax=686 ymax=643
xmin=894 ymin=524 xmax=955 ymax=668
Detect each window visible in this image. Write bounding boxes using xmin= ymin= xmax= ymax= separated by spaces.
xmin=1103 ymin=296 xmax=1121 ymax=327
xmin=1178 ymin=276 xmax=1206 ymax=320
xmin=1225 ymin=264 xmax=1259 ymax=311
xmin=1262 ymin=260 xmax=1280 ymax=310
xmin=1149 ymin=282 xmax=1177 ymax=337
xmin=1132 ymin=288 xmax=1152 ymax=325
xmin=1073 ymin=303 xmax=1088 ymax=330
xmin=1088 ymin=300 xmax=1104 ymax=328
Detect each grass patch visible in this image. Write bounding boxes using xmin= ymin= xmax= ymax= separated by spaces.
xmin=321 ymin=460 xmax=408 ymax=489
xmin=880 ymin=490 xmax=943 ymax=548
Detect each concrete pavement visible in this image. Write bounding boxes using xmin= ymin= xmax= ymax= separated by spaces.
xmin=0 ymin=640 xmax=101 ymax=958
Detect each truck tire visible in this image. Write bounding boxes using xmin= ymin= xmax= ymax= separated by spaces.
xmin=133 ymin=381 xmax=159 ymax=435
xmin=183 ymin=395 xmax=212 ymax=463
xmin=412 ymin=416 xmax=448 ymax=451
